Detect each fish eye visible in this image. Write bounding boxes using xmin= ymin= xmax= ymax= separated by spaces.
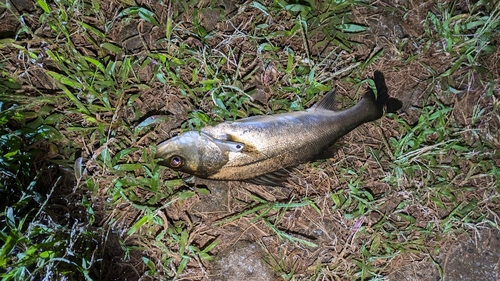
xmin=169 ymin=155 xmax=184 ymax=169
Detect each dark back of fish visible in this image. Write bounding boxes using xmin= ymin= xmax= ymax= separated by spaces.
xmin=201 ymin=71 xmax=402 ymax=182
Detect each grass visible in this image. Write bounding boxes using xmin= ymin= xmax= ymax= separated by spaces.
xmin=1 ymin=0 xmax=499 ymax=280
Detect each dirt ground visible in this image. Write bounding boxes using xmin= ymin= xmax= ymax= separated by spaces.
xmin=3 ymin=0 xmax=499 ymax=280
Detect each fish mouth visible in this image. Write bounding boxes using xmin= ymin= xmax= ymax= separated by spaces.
xmin=155 ymin=137 xmax=186 ymax=169
xmin=155 ymin=138 xmax=177 ymax=159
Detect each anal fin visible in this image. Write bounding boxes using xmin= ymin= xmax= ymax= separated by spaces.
xmin=244 ymin=169 xmax=290 ymax=186
xmin=314 ymin=141 xmax=343 ymax=160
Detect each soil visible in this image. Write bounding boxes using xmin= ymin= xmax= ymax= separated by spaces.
xmin=2 ymin=0 xmax=499 ymax=280
xmin=387 ymin=228 xmax=500 ymax=281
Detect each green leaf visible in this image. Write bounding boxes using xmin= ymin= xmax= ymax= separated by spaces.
xmin=135 ymin=115 xmax=170 ymax=132
xmin=177 ymin=256 xmax=189 ymax=275
xmin=199 ymin=252 xmax=213 ymax=261
xmin=36 ymin=0 xmax=51 ymax=13
xmin=100 ymin=148 xmax=113 ymax=169
xmin=46 ymin=73 xmax=91 ymax=115
xmin=138 ymin=8 xmax=160 ymax=26
xmin=338 ymin=23 xmax=367 ymax=32
xmin=127 ymin=213 xmax=152 ymax=235
xmin=39 ymin=250 xmax=55 ymax=259
xmin=265 ymin=220 xmax=318 ymax=248
xmin=112 ymin=147 xmax=139 ymax=165
xmin=0 ymin=235 xmax=17 ymax=267
xmin=165 ymin=179 xmax=185 ymax=189
xmin=179 ymin=191 xmax=195 ymax=200
xmin=142 ymin=257 xmax=156 ymax=271
xmin=0 ymin=38 xmax=15 ymax=48
xmin=83 ymin=57 xmax=105 ymax=73
xmin=396 ymin=213 xmax=416 ymax=223
xmin=101 ymin=42 xmax=122 ymax=54
xmin=195 ymin=187 xmax=210 ymax=195
xmin=285 ymin=4 xmax=311 ymax=12
xmin=36 ymin=125 xmax=63 ymax=140
xmin=112 ymin=163 xmax=142 ymax=171
xmin=119 ymin=7 xmax=160 ymax=26
xmin=364 ymin=48 xmax=384 ymax=69
xmin=43 ymin=114 xmax=62 ymax=125
xmin=202 ymin=240 xmax=220 ymax=253
xmin=46 ymin=71 xmax=80 ymax=88
xmin=250 ymin=1 xmax=269 ymax=16
xmin=214 ymin=98 xmax=226 ymax=110
xmin=78 ymin=21 xmax=105 ymax=39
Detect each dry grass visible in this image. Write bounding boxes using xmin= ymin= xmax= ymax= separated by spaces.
xmin=1 ymin=0 xmax=499 ymax=280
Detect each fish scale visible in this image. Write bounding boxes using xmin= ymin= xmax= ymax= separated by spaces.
xmin=156 ymin=71 xmax=402 ymax=185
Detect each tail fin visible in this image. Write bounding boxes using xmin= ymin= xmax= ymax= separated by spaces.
xmin=365 ymin=71 xmax=402 ymax=117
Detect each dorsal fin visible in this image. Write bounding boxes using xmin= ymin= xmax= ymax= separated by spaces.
xmin=311 ymin=89 xmax=337 ymax=111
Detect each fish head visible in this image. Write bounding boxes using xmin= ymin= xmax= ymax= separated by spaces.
xmin=156 ymin=131 xmax=229 ymax=178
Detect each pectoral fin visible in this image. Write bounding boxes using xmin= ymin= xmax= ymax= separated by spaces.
xmin=201 ymin=132 xmax=245 ymax=153
xmin=213 ymin=138 xmax=245 ymax=152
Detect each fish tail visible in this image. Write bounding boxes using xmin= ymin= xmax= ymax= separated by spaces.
xmin=363 ymin=71 xmax=402 ymax=119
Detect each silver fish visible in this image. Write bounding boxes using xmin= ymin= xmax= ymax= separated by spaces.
xmin=156 ymin=71 xmax=402 ymax=185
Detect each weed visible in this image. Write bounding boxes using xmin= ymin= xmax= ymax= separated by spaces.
xmin=1 ymin=0 xmax=499 ymax=280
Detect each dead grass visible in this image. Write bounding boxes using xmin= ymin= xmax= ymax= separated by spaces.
xmin=0 ymin=0 xmax=499 ymax=280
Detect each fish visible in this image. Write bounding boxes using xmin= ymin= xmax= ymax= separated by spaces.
xmin=156 ymin=71 xmax=402 ymax=185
